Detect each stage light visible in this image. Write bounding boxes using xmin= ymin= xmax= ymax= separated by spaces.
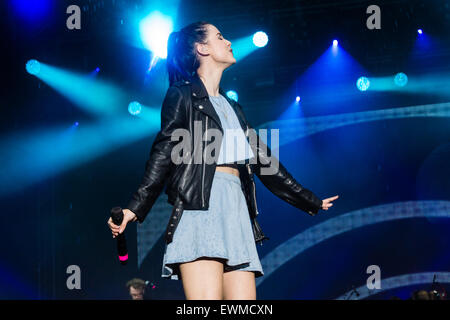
xmin=253 ymin=31 xmax=268 ymax=47
xmin=89 ymin=67 xmax=101 ymax=77
xmin=356 ymin=76 xmax=370 ymax=91
xmin=394 ymin=72 xmax=408 ymax=87
xmin=417 ymin=29 xmax=423 ymax=34
xmin=296 ymin=96 xmax=301 ymax=102
xmin=226 ymin=90 xmax=238 ymax=102
xmin=333 ymin=39 xmax=338 ymax=47
xmin=12 ymin=0 xmax=52 ymax=22
xmin=128 ymin=101 xmax=142 ymax=116
xmin=26 ymin=59 xmax=41 ymax=75
xmin=74 ymin=122 xmax=79 ymax=127
xmin=139 ymin=11 xmax=173 ymax=58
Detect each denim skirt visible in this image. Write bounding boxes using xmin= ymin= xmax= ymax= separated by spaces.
xmin=161 ymin=170 xmax=264 ymax=280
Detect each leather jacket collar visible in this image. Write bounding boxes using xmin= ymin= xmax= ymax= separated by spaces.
xmin=188 ymin=72 xmax=228 ymax=100
xmin=188 ymin=72 xmax=248 ymax=136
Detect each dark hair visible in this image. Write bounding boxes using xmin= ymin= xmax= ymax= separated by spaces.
xmin=166 ymin=21 xmax=211 ymax=86
xmin=125 ymin=278 xmax=146 ymax=290
xmin=411 ymin=289 xmax=430 ymax=300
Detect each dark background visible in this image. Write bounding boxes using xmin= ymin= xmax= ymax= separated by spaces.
xmin=1 ymin=0 xmax=449 ymax=299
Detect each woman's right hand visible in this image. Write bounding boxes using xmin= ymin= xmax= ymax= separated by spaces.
xmin=321 ymin=195 xmax=339 ymax=210
xmin=107 ymin=209 xmax=138 ymax=238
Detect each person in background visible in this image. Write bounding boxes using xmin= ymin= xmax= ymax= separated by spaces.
xmin=126 ymin=278 xmax=147 ymax=300
xmin=411 ymin=289 xmax=430 ymax=300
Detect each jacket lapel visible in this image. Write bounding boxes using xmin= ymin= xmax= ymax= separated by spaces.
xmin=188 ymin=74 xmax=223 ymax=131
xmin=188 ymin=73 xmax=249 ymax=136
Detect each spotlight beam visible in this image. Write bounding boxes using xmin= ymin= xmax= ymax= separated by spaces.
xmin=27 ymin=61 xmax=129 ymax=116
xmin=0 ymin=115 xmax=160 ymax=197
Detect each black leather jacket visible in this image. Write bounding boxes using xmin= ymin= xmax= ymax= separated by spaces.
xmin=126 ymin=73 xmax=323 ymax=245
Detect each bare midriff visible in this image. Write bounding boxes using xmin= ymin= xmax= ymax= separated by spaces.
xmin=215 ymin=166 xmax=239 ymax=177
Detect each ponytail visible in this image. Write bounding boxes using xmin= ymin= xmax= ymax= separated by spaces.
xmin=166 ymin=21 xmax=210 ymax=86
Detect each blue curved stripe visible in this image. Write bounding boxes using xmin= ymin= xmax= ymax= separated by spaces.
xmin=256 ymin=102 xmax=450 ymax=146
xmin=336 ymin=272 xmax=450 ymax=300
xmin=256 ymin=200 xmax=450 ymax=287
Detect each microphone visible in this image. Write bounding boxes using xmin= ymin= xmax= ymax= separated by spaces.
xmin=111 ymin=207 xmax=128 ymax=265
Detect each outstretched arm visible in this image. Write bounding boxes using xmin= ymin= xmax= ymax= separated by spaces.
xmin=126 ymin=86 xmax=186 ymax=223
xmin=234 ymin=102 xmax=326 ymax=216
xmin=251 ymin=133 xmax=323 ymax=215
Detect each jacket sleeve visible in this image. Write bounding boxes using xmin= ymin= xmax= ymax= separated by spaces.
xmin=126 ymin=86 xmax=185 ymax=223
xmin=235 ymin=103 xmax=323 ymax=216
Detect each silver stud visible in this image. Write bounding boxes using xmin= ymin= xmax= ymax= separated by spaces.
xmin=199 ymin=105 xmax=203 ymax=109
xmin=173 ymin=216 xmax=177 ymax=219
xmin=185 ymin=81 xmax=189 ymax=84
xmin=170 ymin=224 xmax=174 ymax=227
xmin=176 ymin=208 xmax=179 ymax=212
xmin=168 ymin=232 xmax=172 ymax=235
xmin=193 ymin=92 xmax=197 ymax=96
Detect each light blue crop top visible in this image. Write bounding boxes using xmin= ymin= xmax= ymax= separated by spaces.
xmin=208 ymin=94 xmax=255 ymax=164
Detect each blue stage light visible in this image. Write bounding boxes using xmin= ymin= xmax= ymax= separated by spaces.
xmin=226 ymin=90 xmax=238 ymax=102
xmin=12 ymin=0 xmax=52 ymax=22
xmin=26 ymin=59 xmax=41 ymax=75
xmin=95 ymin=67 xmax=100 ymax=72
xmin=394 ymin=72 xmax=408 ymax=87
xmin=253 ymin=31 xmax=268 ymax=47
xmin=139 ymin=11 xmax=173 ymax=58
xmin=128 ymin=101 xmax=142 ymax=116
xmin=356 ymin=76 xmax=370 ymax=91
xmin=417 ymin=29 xmax=423 ymax=34
xmin=333 ymin=39 xmax=338 ymax=47
xmin=296 ymin=96 xmax=301 ymax=102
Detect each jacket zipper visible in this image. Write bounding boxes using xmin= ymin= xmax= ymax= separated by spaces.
xmin=202 ymin=115 xmax=208 ymax=207
xmin=253 ymin=182 xmax=260 ymax=216
xmin=247 ymin=163 xmax=260 ymax=216
xmin=245 ymin=121 xmax=260 ymax=217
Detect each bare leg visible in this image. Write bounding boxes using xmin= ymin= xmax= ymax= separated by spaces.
xmin=179 ymin=257 xmax=225 ymax=300
xmin=223 ymin=270 xmax=256 ymax=300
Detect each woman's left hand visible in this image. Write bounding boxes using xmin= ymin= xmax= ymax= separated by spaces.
xmin=321 ymin=195 xmax=339 ymax=210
